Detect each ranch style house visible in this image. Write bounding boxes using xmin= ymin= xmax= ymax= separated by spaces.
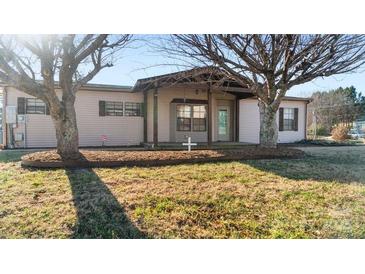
xmin=0 ymin=67 xmax=310 ymax=148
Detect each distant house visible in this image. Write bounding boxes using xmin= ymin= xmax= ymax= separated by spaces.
xmin=1 ymin=68 xmax=310 ymax=148
xmin=354 ymin=115 xmax=365 ymax=132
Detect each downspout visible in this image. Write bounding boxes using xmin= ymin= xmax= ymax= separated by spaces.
xmin=143 ymin=90 xmax=148 ymax=144
xmin=235 ymin=97 xmax=240 ymax=142
xmin=153 ymin=84 xmax=159 ymax=147
xmin=304 ymin=100 xmax=309 ymax=140
xmin=2 ymin=86 xmax=7 ymax=147
xmin=24 ymin=113 xmax=27 ymax=148
xmin=207 ymin=82 xmax=212 ymax=146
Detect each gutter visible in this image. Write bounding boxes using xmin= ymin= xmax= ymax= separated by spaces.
xmin=2 ymin=86 xmax=7 ymax=147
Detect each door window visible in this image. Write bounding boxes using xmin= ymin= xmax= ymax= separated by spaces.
xmin=218 ymin=109 xmax=228 ymax=135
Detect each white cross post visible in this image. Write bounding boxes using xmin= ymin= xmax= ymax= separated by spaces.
xmin=182 ymin=137 xmax=197 ymax=152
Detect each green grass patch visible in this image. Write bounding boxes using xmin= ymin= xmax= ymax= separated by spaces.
xmin=0 ymin=150 xmax=31 ymax=163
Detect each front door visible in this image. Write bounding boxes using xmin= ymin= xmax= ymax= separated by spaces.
xmin=218 ymin=106 xmax=230 ymax=141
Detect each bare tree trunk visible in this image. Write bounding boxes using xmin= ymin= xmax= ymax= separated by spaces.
xmin=51 ymin=102 xmax=80 ymax=160
xmin=258 ymin=101 xmax=278 ymax=148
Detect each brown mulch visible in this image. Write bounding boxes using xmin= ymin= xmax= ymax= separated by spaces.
xmin=21 ymin=147 xmax=305 ymax=168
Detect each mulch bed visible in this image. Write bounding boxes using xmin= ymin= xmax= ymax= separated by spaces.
xmin=21 ymin=147 xmax=305 ymax=168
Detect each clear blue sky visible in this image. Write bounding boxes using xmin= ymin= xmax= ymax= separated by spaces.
xmin=91 ymin=38 xmax=365 ymax=98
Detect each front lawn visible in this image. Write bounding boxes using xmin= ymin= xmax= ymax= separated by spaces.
xmin=1 ymin=146 xmax=365 ymax=238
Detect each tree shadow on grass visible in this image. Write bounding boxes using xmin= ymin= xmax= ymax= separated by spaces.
xmin=0 ymin=150 xmax=32 ymax=163
xmin=65 ymin=168 xmax=146 ymax=239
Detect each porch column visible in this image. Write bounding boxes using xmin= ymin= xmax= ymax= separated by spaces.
xmin=143 ymin=90 xmax=148 ymax=143
xmin=207 ymin=82 xmax=213 ymax=146
xmin=235 ymin=98 xmax=240 ymax=142
xmin=153 ymin=86 xmax=158 ymax=146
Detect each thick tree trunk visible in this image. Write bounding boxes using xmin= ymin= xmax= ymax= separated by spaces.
xmin=258 ymin=101 xmax=278 ymax=148
xmin=51 ymin=102 xmax=80 ymax=160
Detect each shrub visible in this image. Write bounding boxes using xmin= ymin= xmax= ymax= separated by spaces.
xmin=316 ymin=125 xmax=329 ymax=136
xmin=331 ymin=125 xmax=349 ymax=141
xmin=307 ymin=124 xmax=329 ymax=137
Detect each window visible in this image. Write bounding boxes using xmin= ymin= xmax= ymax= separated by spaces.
xmin=105 ymin=101 xmax=123 ymax=116
xmin=176 ymin=104 xmax=207 ymax=132
xmin=218 ymin=109 xmax=228 ymax=135
xmin=192 ymin=105 xmax=207 ymax=131
xmin=177 ymin=104 xmax=191 ymax=131
xmin=125 ymin=102 xmax=143 ymax=117
xmin=26 ymin=98 xmax=46 ymax=114
xmin=283 ymin=108 xmax=295 ymax=131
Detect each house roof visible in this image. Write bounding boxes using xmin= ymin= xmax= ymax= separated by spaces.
xmin=281 ymin=96 xmax=312 ymax=102
xmin=240 ymin=95 xmax=312 ymax=103
xmin=0 ymin=67 xmax=311 ymax=102
xmin=77 ymin=83 xmax=133 ymax=92
xmin=0 ymin=81 xmax=133 ymax=92
xmin=132 ymin=66 xmax=248 ymax=91
xmin=132 ymin=67 xmax=311 ymax=102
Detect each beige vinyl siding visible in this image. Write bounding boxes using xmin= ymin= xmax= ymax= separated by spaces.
xmin=6 ymin=86 xmax=307 ymax=147
xmin=6 ymin=87 xmax=56 ymax=148
xmin=239 ymin=98 xmax=306 ymax=144
xmin=0 ymin=87 xmax=5 ymax=145
xmin=277 ymin=100 xmax=306 ymax=143
xmin=6 ymin=87 xmax=143 ymax=148
xmin=75 ymin=90 xmax=143 ymax=147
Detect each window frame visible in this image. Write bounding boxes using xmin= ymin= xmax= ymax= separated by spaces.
xmin=176 ymin=104 xmax=207 ymax=132
xmin=192 ymin=105 xmax=207 ymax=132
xmin=283 ymin=108 xmax=295 ymax=131
xmin=176 ymin=104 xmax=192 ymax=131
xmin=124 ymin=102 xmax=143 ymax=117
xmin=26 ymin=98 xmax=47 ymax=115
xmin=105 ymin=101 xmax=124 ymax=116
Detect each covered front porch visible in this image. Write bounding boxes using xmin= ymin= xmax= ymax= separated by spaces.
xmin=133 ymin=67 xmax=254 ymax=147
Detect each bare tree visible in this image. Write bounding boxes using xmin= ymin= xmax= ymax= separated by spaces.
xmin=0 ymin=34 xmax=131 ymax=159
xmin=309 ymin=86 xmax=365 ymax=133
xmin=165 ymin=35 xmax=365 ymax=147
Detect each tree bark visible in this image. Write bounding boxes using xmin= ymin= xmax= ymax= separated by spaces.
xmin=51 ymin=101 xmax=80 ymax=160
xmin=258 ymin=100 xmax=278 ymax=148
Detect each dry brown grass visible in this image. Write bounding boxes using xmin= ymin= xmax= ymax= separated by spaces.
xmin=331 ymin=125 xmax=350 ymax=141
xmin=1 ymin=146 xmax=365 ymax=238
